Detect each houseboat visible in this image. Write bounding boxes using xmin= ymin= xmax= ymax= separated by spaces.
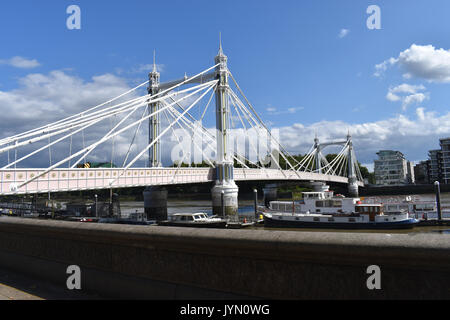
xmin=261 ymin=186 xmax=418 ymax=229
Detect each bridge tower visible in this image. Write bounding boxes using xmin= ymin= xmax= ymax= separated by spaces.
xmin=211 ymin=41 xmax=239 ymax=217
xmin=314 ymin=136 xmax=321 ymax=174
xmin=148 ymin=51 xmax=162 ymax=168
xmin=347 ymin=133 xmax=359 ymax=198
xmin=143 ymin=51 xmax=168 ymax=221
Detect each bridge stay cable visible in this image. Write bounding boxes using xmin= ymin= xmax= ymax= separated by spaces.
xmin=13 ymin=80 xmax=217 ymax=191
xmin=108 ymin=81 xmax=218 ymax=187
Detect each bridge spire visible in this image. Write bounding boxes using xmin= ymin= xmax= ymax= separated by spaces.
xmin=218 ymin=32 xmax=223 ymax=55
xmin=152 ymin=49 xmax=157 ymax=73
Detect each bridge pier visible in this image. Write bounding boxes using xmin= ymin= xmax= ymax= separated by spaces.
xmin=263 ymin=184 xmax=278 ymax=208
xmin=348 ymin=177 xmax=359 ymax=198
xmin=211 ymin=181 xmax=239 ymax=217
xmin=143 ymin=186 xmax=168 ymax=222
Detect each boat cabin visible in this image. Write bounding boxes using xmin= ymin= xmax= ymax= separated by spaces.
xmin=355 ymin=204 xmax=383 ymax=221
xmin=269 ymin=190 xmax=360 ymax=215
xmin=170 ymin=213 xmax=209 ymax=222
xmin=383 ymin=203 xmax=435 ymax=214
xmin=302 ymin=191 xmax=334 ymax=200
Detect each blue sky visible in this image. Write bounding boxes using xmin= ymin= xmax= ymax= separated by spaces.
xmin=1 ymin=1 xmax=450 ymax=168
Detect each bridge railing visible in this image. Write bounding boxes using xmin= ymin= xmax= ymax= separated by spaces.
xmin=0 ymin=167 xmax=361 ymax=196
xmin=0 ymin=168 xmax=214 ymax=195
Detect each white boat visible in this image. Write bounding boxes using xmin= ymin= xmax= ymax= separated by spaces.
xmin=158 ymin=213 xmax=228 ymax=228
xmin=260 ymin=185 xmax=418 ymax=230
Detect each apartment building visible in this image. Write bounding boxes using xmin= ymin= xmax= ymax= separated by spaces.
xmin=440 ymin=138 xmax=450 ymax=184
xmin=374 ymin=150 xmax=415 ymax=186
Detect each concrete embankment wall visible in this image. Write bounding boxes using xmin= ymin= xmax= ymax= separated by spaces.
xmin=0 ymin=217 xmax=449 ymax=299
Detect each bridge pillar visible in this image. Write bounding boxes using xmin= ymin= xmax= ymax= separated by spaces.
xmin=142 ymin=53 xmax=167 ymax=222
xmin=263 ymin=184 xmax=278 ymax=208
xmin=211 ymin=40 xmax=239 ymax=218
xmin=148 ymin=51 xmax=162 ymax=168
xmin=347 ymin=134 xmax=359 ymax=198
xmin=143 ymin=186 xmax=168 ymax=221
xmin=212 ymin=183 xmax=239 ymax=217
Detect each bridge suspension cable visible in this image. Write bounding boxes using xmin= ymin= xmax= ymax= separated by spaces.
xmin=10 ymin=70 xmax=219 ymax=191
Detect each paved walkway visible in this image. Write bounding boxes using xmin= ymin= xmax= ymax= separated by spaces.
xmin=0 ymin=283 xmax=43 ymax=300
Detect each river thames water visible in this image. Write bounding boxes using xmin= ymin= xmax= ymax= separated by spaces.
xmin=119 ymin=192 xmax=450 ymax=235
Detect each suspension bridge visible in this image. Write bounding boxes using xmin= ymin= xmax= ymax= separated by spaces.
xmin=0 ymin=42 xmax=364 ymax=217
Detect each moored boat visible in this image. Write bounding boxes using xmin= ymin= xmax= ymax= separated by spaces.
xmin=260 ymin=185 xmax=418 ymax=230
xmin=158 ymin=213 xmax=228 ymax=228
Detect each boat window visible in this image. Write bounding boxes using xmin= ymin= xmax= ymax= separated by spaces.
xmin=180 ymin=216 xmax=187 ymax=221
xmin=332 ymin=200 xmax=342 ymax=208
xmin=317 ymin=200 xmax=342 ymax=208
xmin=187 ymin=216 xmax=194 ymax=221
xmin=313 ymin=217 xmax=320 ymax=222
xmin=349 ymin=218 xmax=356 ymax=222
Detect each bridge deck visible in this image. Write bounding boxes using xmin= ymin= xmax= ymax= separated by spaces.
xmin=0 ymin=168 xmax=362 ymax=196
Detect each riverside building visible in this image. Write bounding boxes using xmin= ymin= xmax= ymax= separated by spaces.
xmin=440 ymin=138 xmax=450 ymax=184
xmin=374 ymin=150 xmax=415 ymax=186
xmin=429 ymin=149 xmax=443 ymax=183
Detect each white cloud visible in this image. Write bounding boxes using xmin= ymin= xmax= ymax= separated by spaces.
xmin=266 ymin=106 xmax=303 ymax=115
xmin=287 ymin=107 xmax=303 ymax=114
xmin=374 ymin=57 xmax=397 ymax=78
xmin=375 ymin=44 xmax=450 ymax=82
xmin=0 ymin=56 xmax=41 ymax=69
xmin=275 ymin=107 xmax=450 ymax=165
xmin=338 ymin=29 xmax=350 ymax=39
xmin=0 ymin=70 xmax=146 ymax=167
xmin=386 ymin=84 xmax=428 ymax=111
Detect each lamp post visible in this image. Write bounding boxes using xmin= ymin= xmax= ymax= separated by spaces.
xmin=221 ymin=190 xmax=225 ymax=218
xmin=253 ymin=189 xmax=258 ymax=220
xmin=94 ymin=194 xmax=98 ymax=218
xmin=434 ymin=181 xmax=442 ymax=222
